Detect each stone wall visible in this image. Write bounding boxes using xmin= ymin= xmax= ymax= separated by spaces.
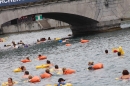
xmin=47 ymin=19 xmax=69 ymax=28
xmin=2 ymin=21 xmax=41 ymax=34
xmin=1 ymin=19 xmax=69 ymax=34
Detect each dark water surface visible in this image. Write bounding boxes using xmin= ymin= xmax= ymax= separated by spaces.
xmin=0 ymin=28 xmax=130 ymax=86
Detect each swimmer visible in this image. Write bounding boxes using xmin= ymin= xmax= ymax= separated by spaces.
xmin=54 ymin=65 xmax=60 ymax=71
xmin=118 ymin=52 xmax=121 ymax=56
xmin=53 ymin=65 xmax=62 ymax=74
xmin=58 ymin=78 xmax=66 ymax=86
xmin=46 ymin=60 xmax=53 ymax=68
xmin=12 ymin=41 xmax=19 ymax=48
xmin=105 ymin=50 xmax=108 ymax=54
xmin=40 ymin=38 xmax=46 ymax=42
xmin=7 ymin=78 xmax=15 ymax=86
xmin=20 ymin=66 xmax=26 ymax=72
xmin=37 ymin=39 xmax=41 ymax=44
xmin=28 ymin=75 xmax=40 ymax=83
xmin=28 ymin=75 xmax=33 ymax=82
xmin=37 ymin=54 xmax=47 ymax=60
xmin=18 ymin=40 xmax=24 ymax=45
xmin=120 ymin=70 xmax=130 ymax=79
xmin=40 ymin=69 xmax=52 ymax=79
xmin=62 ymin=68 xmax=75 ymax=75
xmin=45 ymin=69 xmax=52 ymax=76
xmin=22 ymin=71 xmax=30 ymax=78
xmin=88 ymin=61 xmax=94 ymax=70
xmin=4 ymin=45 xmax=11 ymax=47
xmin=48 ymin=37 xmax=51 ymax=40
xmin=12 ymin=41 xmax=16 ymax=47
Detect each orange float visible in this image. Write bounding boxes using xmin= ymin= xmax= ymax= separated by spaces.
xmin=63 ymin=69 xmax=75 ymax=75
xmin=65 ymin=44 xmax=71 ymax=46
xmin=21 ymin=59 xmax=31 ymax=63
xmin=30 ymin=76 xmax=40 ymax=83
xmin=38 ymin=56 xmax=47 ymax=60
xmin=40 ymin=73 xmax=51 ymax=79
xmin=92 ymin=63 xmax=103 ymax=70
xmin=80 ymin=40 xmax=89 ymax=43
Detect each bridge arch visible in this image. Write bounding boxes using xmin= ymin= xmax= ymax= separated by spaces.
xmin=2 ymin=12 xmax=98 ymax=36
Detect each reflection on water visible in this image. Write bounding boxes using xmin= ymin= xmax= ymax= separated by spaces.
xmin=1 ymin=28 xmax=130 ymax=86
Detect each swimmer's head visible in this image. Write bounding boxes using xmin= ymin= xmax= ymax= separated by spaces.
xmin=28 ymin=75 xmax=33 ymax=79
xmin=26 ymin=57 xmax=30 ymax=60
xmin=4 ymin=45 xmax=6 ymax=47
xmin=105 ymin=50 xmax=108 ymax=54
xmin=8 ymin=78 xmax=13 ymax=83
xmin=88 ymin=62 xmax=94 ymax=65
xmin=25 ymin=71 xmax=29 ymax=75
xmin=21 ymin=66 xmax=26 ymax=71
xmin=55 ymin=65 xmax=59 ymax=69
xmin=62 ymin=68 xmax=66 ymax=72
xmin=122 ymin=70 xmax=129 ymax=75
xmin=46 ymin=60 xmax=51 ymax=64
xmin=88 ymin=67 xmax=93 ymax=70
xmin=45 ymin=69 xmax=50 ymax=73
xmin=38 ymin=54 xmax=41 ymax=57
xmin=118 ymin=52 xmax=121 ymax=56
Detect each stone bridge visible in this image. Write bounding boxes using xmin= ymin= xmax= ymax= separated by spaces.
xmin=0 ymin=0 xmax=130 ymax=36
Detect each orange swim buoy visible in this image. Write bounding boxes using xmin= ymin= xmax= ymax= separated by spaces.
xmin=80 ymin=40 xmax=89 ymax=43
xmin=40 ymin=73 xmax=51 ymax=79
xmin=30 ymin=76 xmax=40 ymax=83
xmin=21 ymin=59 xmax=31 ymax=63
xmin=38 ymin=56 xmax=47 ymax=60
xmin=92 ymin=63 xmax=103 ymax=70
xmin=64 ymin=69 xmax=75 ymax=75
xmin=65 ymin=44 xmax=71 ymax=46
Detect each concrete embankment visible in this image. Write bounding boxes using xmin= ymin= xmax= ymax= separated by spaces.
xmin=1 ymin=19 xmax=69 ymax=34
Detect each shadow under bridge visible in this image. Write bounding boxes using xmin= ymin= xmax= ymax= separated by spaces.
xmin=42 ymin=12 xmax=99 ymax=36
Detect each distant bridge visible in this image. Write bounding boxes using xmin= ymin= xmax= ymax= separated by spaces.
xmin=0 ymin=0 xmax=130 ymax=36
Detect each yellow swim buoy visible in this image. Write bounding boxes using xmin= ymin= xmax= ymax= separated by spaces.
xmin=36 ymin=64 xmax=49 ymax=69
xmin=46 ymin=84 xmax=57 ymax=86
xmin=13 ymin=68 xmax=22 ymax=72
xmin=118 ymin=46 xmax=125 ymax=55
xmin=55 ymin=38 xmax=61 ymax=41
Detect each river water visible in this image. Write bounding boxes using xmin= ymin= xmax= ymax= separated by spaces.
xmin=1 ymin=28 xmax=130 ymax=86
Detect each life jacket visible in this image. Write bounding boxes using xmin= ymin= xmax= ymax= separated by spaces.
xmin=64 ymin=69 xmax=75 ymax=75
xmin=65 ymin=44 xmax=71 ymax=46
xmin=30 ymin=76 xmax=40 ymax=83
xmin=21 ymin=59 xmax=31 ymax=63
xmin=40 ymin=72 xmax=51 ymax=79
xmin=38 ymin=56 xmax=47 ymax=60
xmin=13 ymin=68 xmax=22 ymax=72
xmin=92 ymin=63 xmax=103 ymax=70
xmin=81 ymin=40 xmax=89 ymax=43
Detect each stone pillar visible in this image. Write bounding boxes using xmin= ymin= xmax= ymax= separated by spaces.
xmin=70 ymin=24 xmax=98 ymax=37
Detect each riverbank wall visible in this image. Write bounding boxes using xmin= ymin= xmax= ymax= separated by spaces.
xmin=1 ymin=19 xmax=69 ymax=34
